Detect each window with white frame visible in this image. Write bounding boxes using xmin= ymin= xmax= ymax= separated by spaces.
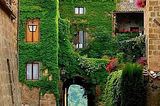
xmin=75 ymin=7 xmax=86 ymax=15
xmin=74 ymin=31 xmax=86 ymax=49
xmin=26 ymin=62 xmax=42 ymax=80
xmin=129 ymin=0 xmax=134 ymax=3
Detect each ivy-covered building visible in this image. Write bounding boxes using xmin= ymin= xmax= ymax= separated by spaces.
xmin=19 ymin=0 xmax=111 ymax=106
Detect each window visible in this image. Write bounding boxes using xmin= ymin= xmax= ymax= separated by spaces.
xmin=73 ymin=31 xmax=86 ymax=49
xmin=26 ymin=62 xmax=42 ymax=80
xmin=26 ymin=18 xmax=40 ymax=42
xmin=129 ymin=0 xmax=134 ymax=3
xmin=75 ymin=7 xmax=86 ymax=15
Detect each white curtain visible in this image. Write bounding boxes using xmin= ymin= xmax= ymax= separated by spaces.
xmin=80 ymin=8 xmax=84 ymax=14
xmin=75 ymin=8 xmax=78 ymax=14
xmin=33 ymin=64 xmax=39 ymax=79
xmin=27 ymin=64 xmax=32 ymax=79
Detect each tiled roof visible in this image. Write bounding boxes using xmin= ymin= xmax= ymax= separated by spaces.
xmin=117 ymin=2 xmax=144 ymax=12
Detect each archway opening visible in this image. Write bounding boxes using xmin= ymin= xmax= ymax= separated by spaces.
xmin=62 ymin=76 xmax=94 ymax=106
xmin=68 ymin=84 xmax=87 ymax=106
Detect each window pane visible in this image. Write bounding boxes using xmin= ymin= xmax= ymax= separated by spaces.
xmin=75 ymin=8 xmax=78 ymax=14
xmin=79 ymin=31 xmax=83 ymax=44
xmin=80 ymin=8 xmax=84 ymax=14
xmin=84 ymin=32 xmax=86 ymax=47
xmin=27 ymin=64 xmax=32 ymax=79
xmin=33 ymin=64 xmax=39 ymax=79
xmin=79 ymin=31 xmax=84 ymax=48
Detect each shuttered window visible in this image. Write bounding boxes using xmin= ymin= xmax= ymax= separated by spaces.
xmin=26 ymin=18 xmax=40 ymax=42
xmin=73 ymin=31 xmax=86 ymax=49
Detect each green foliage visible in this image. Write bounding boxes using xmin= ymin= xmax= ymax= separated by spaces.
xmin=59 ymin=19 xmax=110 ymax=92
xmin=102 ymin=70 xmax=122 ymax=106
xmin=121 ymin=63 xmax=146 ymax=106
xmin=60 ymin=0 xmax=118 ymax=3
xmin=80 ymin=30 xmax=118 ymax=58
xmin=116 ymin=33 xmax=145 ymax=62
xmin=19 ymin=0 xmax=60 ymax=104
xmin=59 ymin=1 xmax=117 ymax=58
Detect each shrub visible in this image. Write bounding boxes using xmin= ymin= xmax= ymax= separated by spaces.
xmin=120 ymin=63 xmax=146 ymax=106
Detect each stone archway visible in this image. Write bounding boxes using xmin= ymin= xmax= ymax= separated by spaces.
xmin=61 ymin=76 xmax=95 ymax=106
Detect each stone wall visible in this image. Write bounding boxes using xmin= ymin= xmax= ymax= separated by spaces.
xmin=20 ymin=83 xmax=40 ymax=106
xmin=145 ymin=0 xmax=160 ymax=71
xmin=20 ymin=82 xmax=57 ymax=106
xmin=40 ymin=93 xmax=56 ymax=106
xmin=146 ymin=78 xmax=160 ymax=106
xmin=0 ymin=0 xmax=21 ymax=105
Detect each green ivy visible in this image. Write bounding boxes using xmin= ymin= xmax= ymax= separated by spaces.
xmin=102 ymin=70 xmax=122 ymax=106
xmin=59 ymin=1 xmax=117 ymax=58
xmin=59 ymin=19 xmax=110 ymax=92
xmin=19 ymin=0 xmax=116 ymax=105
xmin=116 ymin=33 xmax=145 ymax=62
xmin=19 ymin=0 xmax=60 ymax=104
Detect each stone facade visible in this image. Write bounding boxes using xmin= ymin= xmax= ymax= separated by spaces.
xmin=145 ymin=0 xmax=160 ymax=71
xmin=0 ymin=0 xmax=21 ymax=105
xmin=20 ymin=83 xmax=56 ymax=106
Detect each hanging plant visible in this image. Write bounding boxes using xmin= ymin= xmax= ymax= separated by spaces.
xmin=136 ymin=0 xmax=146 ymax=8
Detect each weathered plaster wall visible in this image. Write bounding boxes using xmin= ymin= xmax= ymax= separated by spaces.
xmin=0 ymin=0 xmax=21 ymax=105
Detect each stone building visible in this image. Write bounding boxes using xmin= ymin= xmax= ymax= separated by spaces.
xmin=144 ymin=0 xmax=160 ymax=105
xmin=113 ymin=0 xmax=144 ymax=36
xmin=0 ymin=0 xmax=21 ymax=105
xmin=145 ymin=0 xmax=160 ymax=72
xmin=19 ymin=0 xmax=111 ymax=106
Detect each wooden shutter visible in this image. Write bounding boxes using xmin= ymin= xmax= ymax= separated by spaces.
xmin=33 ymin=19 xmax=39 ymax=42
xmin=26 ymin=19 xmax=33 ymax=42
xmin=26 ymin=18 xmax=39 ymax=42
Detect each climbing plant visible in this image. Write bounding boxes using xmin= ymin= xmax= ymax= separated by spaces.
xmin=59 ymin=19 xmax=110 ymax=92
xmin=19 ymin=0 xmax=60 ymax=104
xmin=59 ymin=1 xmax=117 ymax=58
xmin=102 ymin=70 xmax=122 ymax=106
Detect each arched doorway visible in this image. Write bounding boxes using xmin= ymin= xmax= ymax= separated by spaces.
xmin=68 ymin=85 xmax=87 ymax=106
xmin=62 ymin=76 xmax=94 ymax=106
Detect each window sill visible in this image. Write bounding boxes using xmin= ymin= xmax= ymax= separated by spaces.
xmin=26 ymin=79 xmax=39 ymax=81
xmin=0 ymin=0 xmax=16 ymax=20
